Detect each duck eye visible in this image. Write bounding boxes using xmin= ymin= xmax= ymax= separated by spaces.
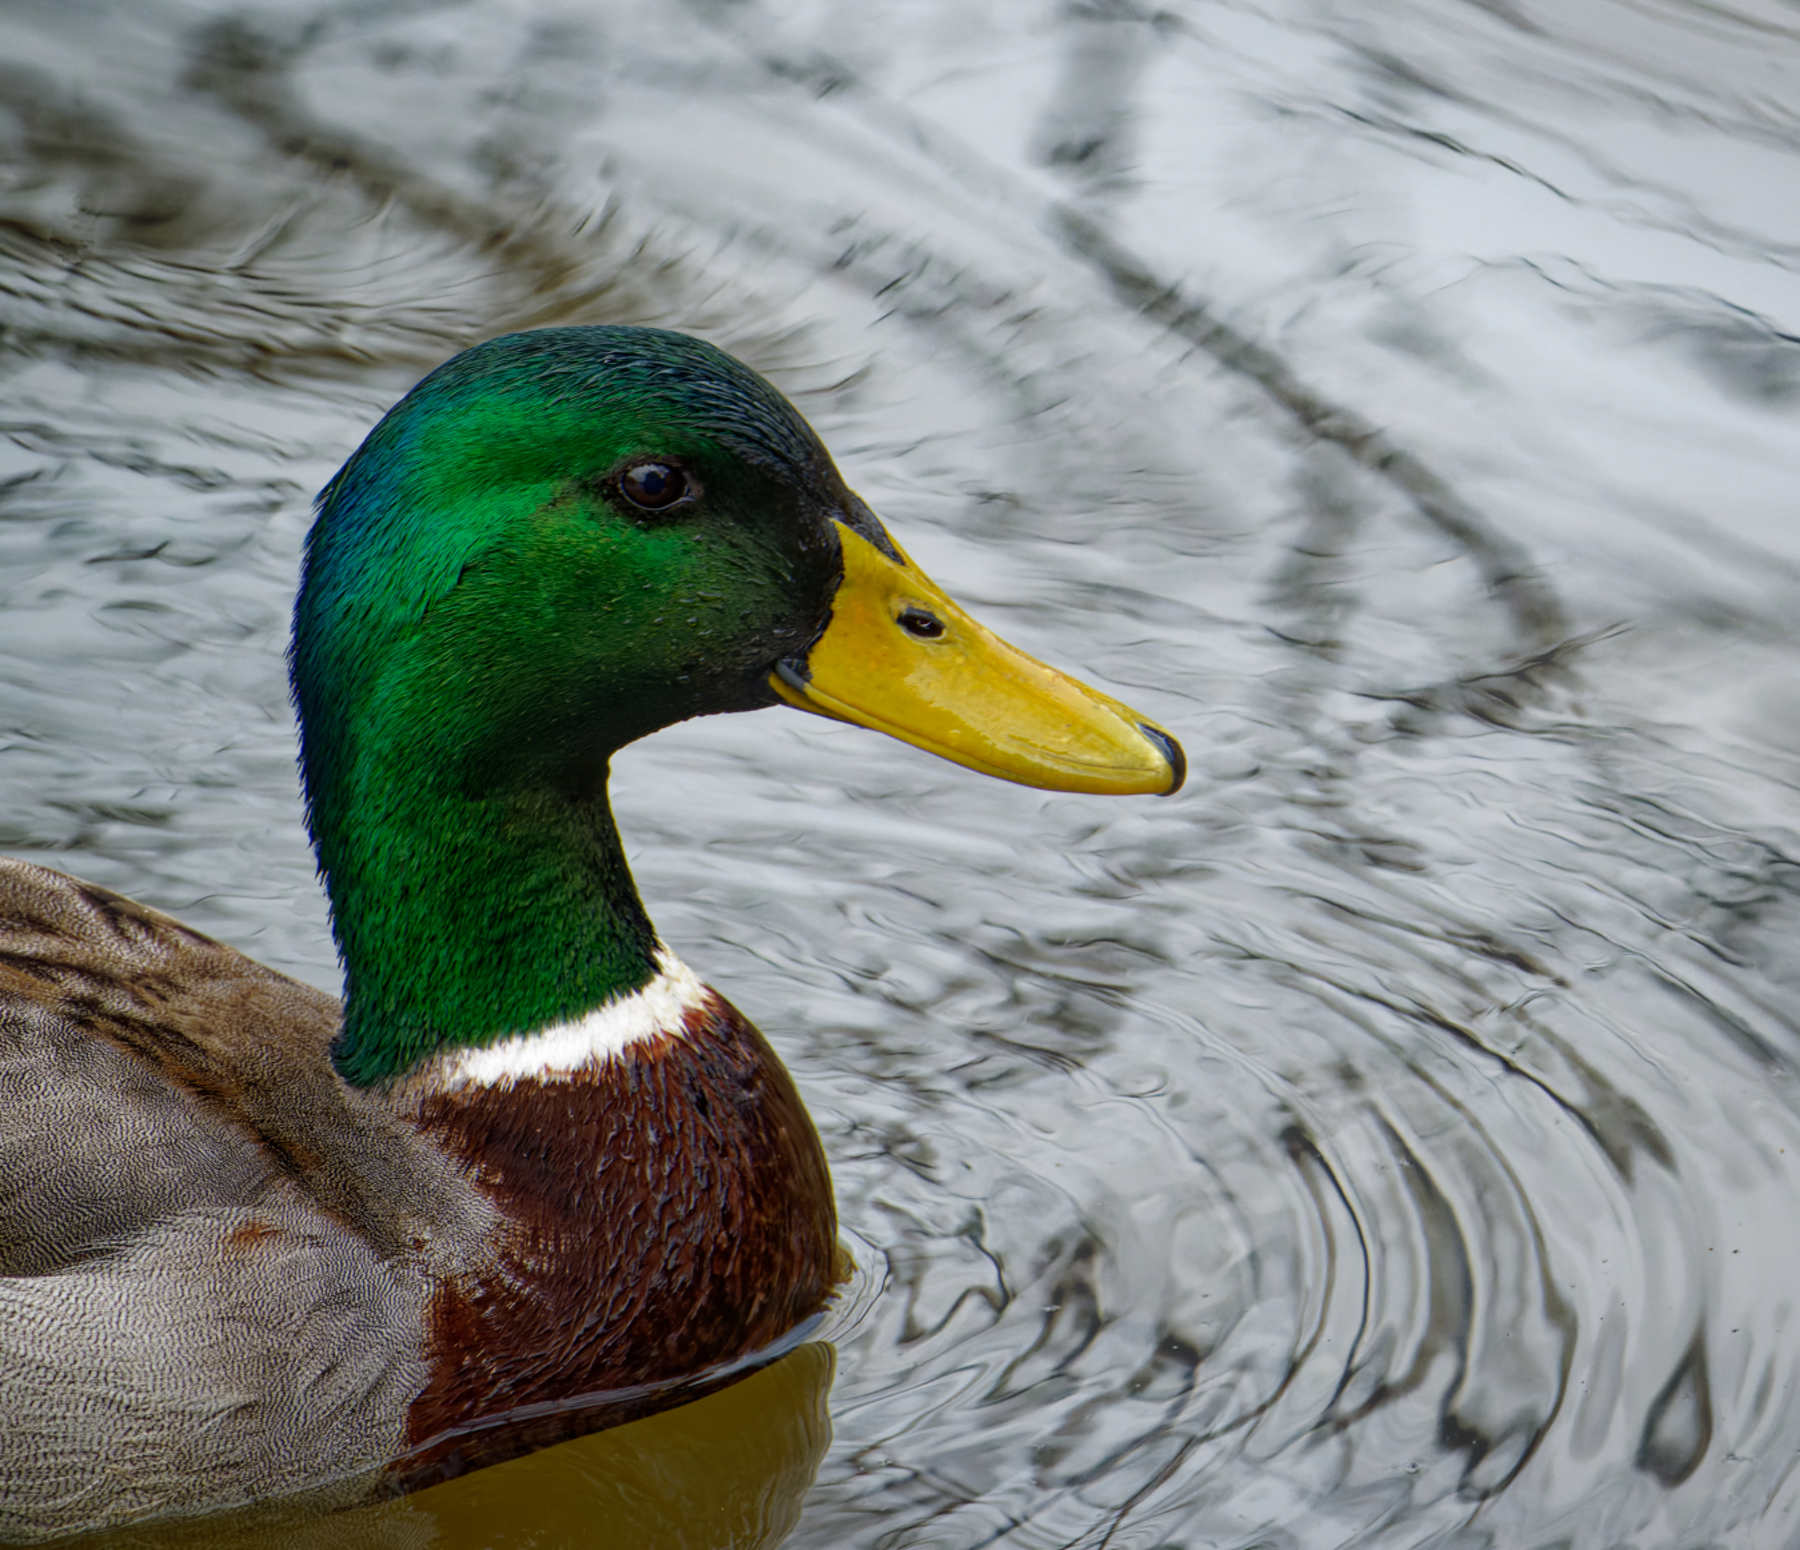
xmin=618 ymin=462 xmax=691 ymax=512
xmin=898 ymin=607 xmax=946 ymax=640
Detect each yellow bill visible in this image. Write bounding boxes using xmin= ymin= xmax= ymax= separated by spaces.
xmin=771 ymin=521 xmax=1184 ymax=796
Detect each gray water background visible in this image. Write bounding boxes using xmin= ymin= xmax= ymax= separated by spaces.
xmin=4 ymin=0 xmax=1800 ymax=1544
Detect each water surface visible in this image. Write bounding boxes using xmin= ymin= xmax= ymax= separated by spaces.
xmin=5 ymin=1 xmax=1800 ymax=1545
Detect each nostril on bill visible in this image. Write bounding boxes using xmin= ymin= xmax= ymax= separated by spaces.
xmin=897 ymin=607 xmax=946 ymax=640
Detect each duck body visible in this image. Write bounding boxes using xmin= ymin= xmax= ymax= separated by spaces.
xmin=0 ymin=861 xmax=834 ymax=1537
xmin=0 ymin=327 xmax=1180 ymax=1541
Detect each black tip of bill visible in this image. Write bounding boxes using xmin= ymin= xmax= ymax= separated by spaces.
xmin=1140 ymin=724 xmax=1187 ymax=796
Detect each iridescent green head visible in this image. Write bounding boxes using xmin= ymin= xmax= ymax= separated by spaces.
xmin=292 ymin=327 xmax=849 ymax=1084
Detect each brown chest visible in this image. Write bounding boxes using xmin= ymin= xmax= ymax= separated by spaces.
xmin=395 ymin=991 xmax=837 ymax=1484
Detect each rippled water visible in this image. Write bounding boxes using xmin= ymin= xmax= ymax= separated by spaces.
xmin=5 ymin=0 xmax=1800 ymax=1545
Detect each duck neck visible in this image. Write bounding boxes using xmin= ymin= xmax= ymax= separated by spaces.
xmin=315 ymin=754 xmax=661 ymax=1088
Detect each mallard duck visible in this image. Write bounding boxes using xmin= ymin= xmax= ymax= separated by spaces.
xmin=0 ymin=326 xmax=1181 ymax=1542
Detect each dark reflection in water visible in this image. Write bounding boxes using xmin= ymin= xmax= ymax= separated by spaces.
xmin=4 ymin=0 xmax=1800 ymax=1545
xmin=72 ymin=1343 xmax=834 ymax=1550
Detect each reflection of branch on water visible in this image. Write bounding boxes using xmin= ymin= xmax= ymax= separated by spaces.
xmin=192 ymin=13 xmax=879 ymax=408
xmin=0 ymin=43 xmax=472 ymax=373
xmin=1360 ymin=628 xmax=1616 ymax=731
xmin=183 ymin=12 xmax=822 ymax=376
xmin=185 ymin=16 xmax=619 ymax=331
xmin=1054 ymin=206 xmax=1570 ymax=661
xmin=0 ymin=8 xmax=809 ymax=378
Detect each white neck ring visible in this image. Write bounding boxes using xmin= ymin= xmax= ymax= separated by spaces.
xmin=427 ymin=944 xmax=710 ymax=1089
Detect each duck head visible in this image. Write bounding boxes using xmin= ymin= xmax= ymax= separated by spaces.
xmin=292 ymin=327 xmax=1181 ymax=1084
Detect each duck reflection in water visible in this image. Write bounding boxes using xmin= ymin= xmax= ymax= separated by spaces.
xmin=71 ymin=1344 xmax=834 ymax=1550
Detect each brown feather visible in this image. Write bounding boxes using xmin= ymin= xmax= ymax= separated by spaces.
xmin=397 ymin=992 xmax=837 ymax=1482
